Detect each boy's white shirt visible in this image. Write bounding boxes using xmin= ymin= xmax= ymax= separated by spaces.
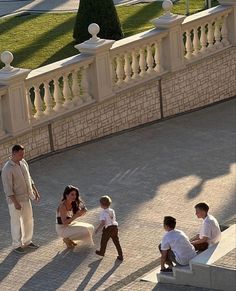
xmin=161 ymin=229 xmax=196 ymax=265
xmin=199 ymin=214 xmax=221 ymax=245
xmin=99 ymin=208 xmax=118 ymax=228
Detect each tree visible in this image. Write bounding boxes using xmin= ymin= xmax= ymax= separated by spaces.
xmin=73 ymin=0 xmax=124 ymax=44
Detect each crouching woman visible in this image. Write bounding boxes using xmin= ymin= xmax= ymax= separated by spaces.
xmin=56 ymin=185 xmax=94 ymax=248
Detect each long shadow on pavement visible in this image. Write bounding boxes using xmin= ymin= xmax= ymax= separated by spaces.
xmin=89 ymin=260 xmax=122 ymax=291
xmin=0 ymin=251 xmax=25 ymax=283
xmin=75 ymin=259 xmax=102 ymax=290
xmin=19 ymin=249 xmax=86 ymax=291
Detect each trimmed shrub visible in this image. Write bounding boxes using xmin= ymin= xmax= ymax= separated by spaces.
xmin=73 ymin=0 xmax=124 ymax=43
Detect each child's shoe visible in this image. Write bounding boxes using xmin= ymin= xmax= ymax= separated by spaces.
xmin=116 ymin=255 xmax=123 ymax=261
xmin=95 ymin=250 xmax=104 ymax=257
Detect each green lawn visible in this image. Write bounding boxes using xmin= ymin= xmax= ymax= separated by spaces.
xmin=0 ymin=0 xmax=219 ymax=69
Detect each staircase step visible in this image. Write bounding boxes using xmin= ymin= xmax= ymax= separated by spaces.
xmin=191 ymin=224 xmax=236 ymax=267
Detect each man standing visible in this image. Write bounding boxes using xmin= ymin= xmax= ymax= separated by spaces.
xmin=159 ymin=216 xmax=196 ymax=272
xmin=1 ymin=144 xmax=40 ymax=253
xmin=191 ymin=202 xmax=221 ymax=251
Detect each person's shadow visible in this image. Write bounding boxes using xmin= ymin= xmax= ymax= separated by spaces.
xmin=0 ymin=251 xmax=25 ymax=283
xmin=87 ymin=260 xmax=122 ymax=291
xmin=76 ymin=259 xmax=102 ymax=290
xmin=19 ymin=249 xmax=86 ymax=291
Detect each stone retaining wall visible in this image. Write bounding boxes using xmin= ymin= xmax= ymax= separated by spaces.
xmin=0 ymin=47 xmax=235 ymax=170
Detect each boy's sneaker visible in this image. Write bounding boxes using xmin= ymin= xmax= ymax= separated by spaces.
xmin=27 ymin=242 xmax=39 ymax=249
xmin=14 ymin=247 xmax=25 ymax=254
xmin=95 ymin=250 xmax=104 ymax=257
xmin=117 ymin=255 xmax=124 ymax=261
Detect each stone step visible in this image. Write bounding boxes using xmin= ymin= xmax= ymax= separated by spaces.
xmin=153 ymin=224 xmax=236 ymax=290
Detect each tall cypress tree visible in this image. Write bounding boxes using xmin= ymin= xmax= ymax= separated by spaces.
xmin=73 ymin=0 xmax=124 ymax=44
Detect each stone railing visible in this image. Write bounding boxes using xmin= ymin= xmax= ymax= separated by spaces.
xmin=25 ymin=54 xmax=94 ymax=123
xmin=182 ymin=5 xmax=232 ymax=61
xmin=110 ymin=29 xmax=168 ymax=89
xmin=0 ymin=0 xmax=235 ymax=164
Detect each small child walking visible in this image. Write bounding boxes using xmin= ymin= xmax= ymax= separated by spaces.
xmin=95 ymin=195 xmax=123 ymax=261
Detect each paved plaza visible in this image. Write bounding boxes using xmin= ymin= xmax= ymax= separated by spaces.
xmin=0 ymin=0 xmax=157 ymax=17
xmin=0 ymin=99 xmax=235 ymax=290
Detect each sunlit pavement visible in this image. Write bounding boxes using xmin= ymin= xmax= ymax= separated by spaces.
xmin=0 ymin=98 xmax=235 ymax=290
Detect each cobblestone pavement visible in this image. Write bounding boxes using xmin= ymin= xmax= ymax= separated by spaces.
xmin=0 ymin=99 xmax=235 ymax=290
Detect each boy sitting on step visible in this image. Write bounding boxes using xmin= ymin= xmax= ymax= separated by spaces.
xmin=159 ymin=216 xmax=196 ymax=272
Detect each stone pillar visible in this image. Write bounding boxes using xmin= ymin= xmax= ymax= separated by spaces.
xmin=219 ymin=0 xmax=236 ymax=46
xmin=0 ymin=51 xmax=31 ymax=136
xmin=151 ymin=0 xmax=186 ymax=72
xmin=75 ymin=23 xmax=115 ymax=102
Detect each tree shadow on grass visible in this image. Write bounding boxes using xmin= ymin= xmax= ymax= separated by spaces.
xmin=121 ymin=2 xmax=162 ymax=37
xmin=13 ymin=15 xmax=75 ymax=67
xmin=39 ymin=41 xmax=77 ymax=67
xmin=0 ymin=14 xmax=76 ymax=69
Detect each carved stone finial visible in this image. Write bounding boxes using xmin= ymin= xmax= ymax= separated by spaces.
xmin=162 ymin=0 xmax=173 ymax=17
xmin=1 ymin=51 xmax=14 ymax=71
xmin=88 ymin=23 xmax=101 ymax=43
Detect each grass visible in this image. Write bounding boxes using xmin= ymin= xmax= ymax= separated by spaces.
xmin=0 ymin=0 xmax=219 ymax=69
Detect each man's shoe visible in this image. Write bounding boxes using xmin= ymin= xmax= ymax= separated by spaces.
xmin=95 ymin=250 xmax=104 ymax=257
xmin=27 ymin=242 xmax=39 ymax=249
xmin=117 ymin=255 xmax=124 ymax=261
xmin=14 ymin=247 xmax=25 ymax=254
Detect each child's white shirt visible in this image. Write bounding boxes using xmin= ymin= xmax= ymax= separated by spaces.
xmin=99 ymin=208 xmax=118 ymax=228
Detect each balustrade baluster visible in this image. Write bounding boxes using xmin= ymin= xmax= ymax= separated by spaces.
xmin=214 ymin=18 xmax=223 ymax=48
xmin=63 ymin=73 xmax=73 ymax=107
xmin=193 ymin=27 xmax=200 ymax=56
xmin=72 ymin=70 xmax=82 ymax=105
xmin=185 ymin=29 xmax=193 ymax=60
xmin=131 ymin=50 xmax=139 ymax=80
xmin=26 ymin=89 xmax=35 ymax=121
xmin=116 ymin=55 xmax=124 ymax=85
xmin=124 ymin=53 xmax=132 ymax=82
xmin=207 ymin=22 xmax=214 ymax=50
xmin=81 ymin=65 xmax=92 ymax=102
xmin=221 ymin=14 xmax=230 ymax=46
xmin=112 ymin=61 xmax=117 ymax=85
xmin=147 ymin=44 xmax=154 ymax=74
xmin=44 ymin=82 xmax=54 ymax=115
xmin=200 ymin=24 xmax=207 ymax=53
xmin=53 ymin=77 xmax=64 ymax=112
xmin=154 ymin=40 xmax=163 ymax=73
xmin=34 ymin=86 xmax=44 ymax=118
xmin=0 ymin=96 xmax=5 ymax=136
xmin=139 ymin=48 xmax=146 ymax=77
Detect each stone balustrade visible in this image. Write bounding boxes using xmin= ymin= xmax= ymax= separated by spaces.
xmin=182 ymin=5 xmax=232 ymax=61
xmin=110 ymin=29 xmax=168 ymax=89
xmin=25 ymin=54 xmax=94 ymax=123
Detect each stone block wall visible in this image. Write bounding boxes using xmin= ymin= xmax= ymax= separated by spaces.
xmin=0 ymin=126 xmax=51 ymax=169
xmin=0 ymin=47 xmax=235 ymax=170
xmin=162 ymin=48 xmax=236 ymax=116
xmin=52 ymin=79 xmax=161 ymax=150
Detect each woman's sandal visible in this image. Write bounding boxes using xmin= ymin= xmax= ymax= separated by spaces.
xmin=63 ymin=238 xmax=77 ymax=249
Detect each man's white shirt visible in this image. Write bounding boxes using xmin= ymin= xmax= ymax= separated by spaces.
xmin=161 ymin=229 xmax=196 ymax=265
